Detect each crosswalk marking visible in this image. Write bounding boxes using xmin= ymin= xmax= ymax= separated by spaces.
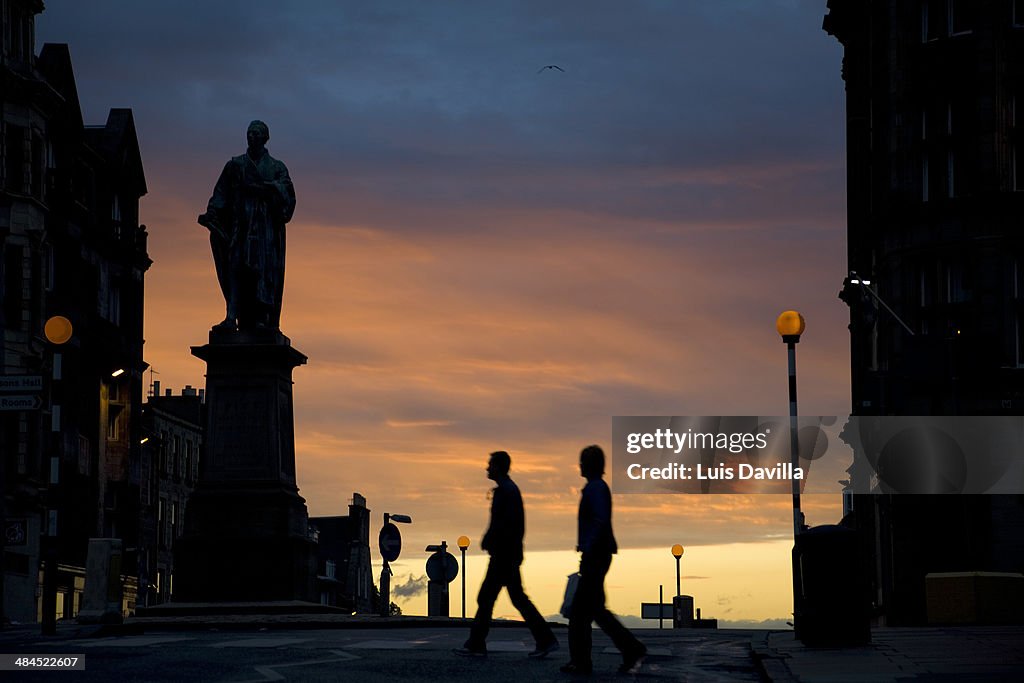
xmin=73 ymin=636 xmax=196 ymax=648
xmin=212 ymin=637 xmax=311 ymax=648
xmin=601 ymin=646 xmax=671 ymax=656
xmin=346 ymin=639 xmax=434 ymax=649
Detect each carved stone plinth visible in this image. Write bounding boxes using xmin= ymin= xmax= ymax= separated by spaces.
xmin=173 ymin=329 xmax=316 ymax=602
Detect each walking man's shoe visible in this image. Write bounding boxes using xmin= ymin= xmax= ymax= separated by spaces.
xmin=559 ymin=661 xmax=592 ymax=675
xmin=618 ymin=644 xmax=647 ymax=673
xmin=527 ymin=640 xmax=560 ymax=658
xmin=453 ymin=646 xmax=487 ymax=657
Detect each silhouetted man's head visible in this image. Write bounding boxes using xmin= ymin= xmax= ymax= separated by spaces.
xmin=579 ymin=445 xmax=605 ymax=479
xmin=487 ymin=450 xmax=511 ymax=481
xmin=247 ymin=120 xmax=270 ymax=150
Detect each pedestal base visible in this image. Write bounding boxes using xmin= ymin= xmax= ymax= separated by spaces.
xmin=172 ymin=331 xmax=316 ymax=603
xmin=173 ymin=484 xmax=317 ymax=602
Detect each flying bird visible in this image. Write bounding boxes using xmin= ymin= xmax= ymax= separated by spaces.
xmin=537 ymin=65 xmax=565 ymax=73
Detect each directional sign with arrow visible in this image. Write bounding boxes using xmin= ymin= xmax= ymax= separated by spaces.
xmin=379 ymin=522 xmax=402 ymax=563
xmin=0 ymin=395 xmax=42 ymax=411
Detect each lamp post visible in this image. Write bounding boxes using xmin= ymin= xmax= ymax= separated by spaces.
xmin=671 ymin=544 xmax=684 ymax=597
xmin=379 ymin=512 xmax=412 ymax=616
xmin=42 ymin=316 xmax=73 ymax=635
xmin=457 ymin=535 xmax=470 ymax=619
xmin=776 ymin=310 xmax=805 ymax=538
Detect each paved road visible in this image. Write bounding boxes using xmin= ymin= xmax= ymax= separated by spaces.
xmin=0 ymin=625 xmax=763 ymax=682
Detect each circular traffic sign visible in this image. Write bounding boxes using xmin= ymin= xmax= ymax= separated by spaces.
xmin=379 ymin=522 xmax=402 ymax=562
xmin=426 ymin=551 xmax=459 ymax=583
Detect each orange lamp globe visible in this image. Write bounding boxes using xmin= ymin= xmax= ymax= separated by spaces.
xmin=457 ymin=535 xmax=470 ymax=550
xmin=44 ymin=316 xmax=73 ymax=345
xmin=671 ymin=544 xmax=684 ymax=558
xmin=776 ymin=310 xmax=805 ymax=339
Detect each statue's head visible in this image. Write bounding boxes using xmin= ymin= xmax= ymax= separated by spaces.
xmin=247 ymin=120 xmax=270 ymax=149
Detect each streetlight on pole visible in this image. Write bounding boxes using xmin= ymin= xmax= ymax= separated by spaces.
xmin=671 ymin=544 xmax=684 ymax=597
xmin=41 ymin=316 xmax=73 ymax=636
xmin=776 ymin=310 xmax=805 ymax=538
xmin=457 ymin=535 xmax=470 ymax=619
xmin=379 ymin=512 xmax=412 ymax=617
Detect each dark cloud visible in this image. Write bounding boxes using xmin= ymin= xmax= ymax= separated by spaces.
xmin=392 ymin=573 xmax=428 ymax=598
xmin=38 ymin=0 xmax=845 ymax=234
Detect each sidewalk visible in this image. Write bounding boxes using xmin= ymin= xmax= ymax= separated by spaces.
xmin=3 ymin=615 xmax=1023 ymax=681
xmin=753 ymin=626 xmax=1024 ymax=682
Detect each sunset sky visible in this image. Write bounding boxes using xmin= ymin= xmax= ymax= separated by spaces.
xmin=38 ymin=0 xmax=852 ymax=625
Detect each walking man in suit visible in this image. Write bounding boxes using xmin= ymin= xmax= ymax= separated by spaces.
xmin=454 ymin=451 xmax=559 ymax=659
xmin=562 ymin=444 xmax=646 ymax=675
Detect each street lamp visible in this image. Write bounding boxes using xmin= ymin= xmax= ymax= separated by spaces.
xmin=671 ymin=544 xmax=684 ymax=597
xmin=379 ymin=512 xmax=412 ymax=617
xmin=42 ymin=316 xmax=73 ymax=636
xmin=776 ymin=310 xmax=805 ymax=539
xmin=842 ymin=271 xmax=915 ymax=336
xmin=457 ymin=535 xmax=470 ymax=619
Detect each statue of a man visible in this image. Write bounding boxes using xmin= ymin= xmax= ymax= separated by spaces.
xmin=199 ymin=120 xmax=296 ymax=332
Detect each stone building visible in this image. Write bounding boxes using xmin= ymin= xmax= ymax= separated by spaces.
xmin=825 ymin=0 xmax=1024 ymax=624
xmin=310 ymin=493 xmax=373 ymax=613
xmin=1 ymin=0 xmax=149 ymax=624
xmin=138 ymin=383 xmax=203 ymax=607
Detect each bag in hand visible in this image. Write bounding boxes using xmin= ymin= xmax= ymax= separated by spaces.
xmin=560 ymin=571 xmax=581 ymax=619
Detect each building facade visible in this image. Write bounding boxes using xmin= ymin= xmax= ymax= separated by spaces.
xmin=310 ymin=493 xmax=373 ymax=613
xmin=825 ymin=0 xmax=1024 ymax=624
xmin=139 ymin=383 xmax=203 ymax=607
xmin=1 ymin=0 xmax=149 ymax=624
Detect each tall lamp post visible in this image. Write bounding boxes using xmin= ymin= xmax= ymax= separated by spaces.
xmin=42 ymin=316 xmax=73 ymax=636
xmin=379 ymin=512 xmax=412 ymax=617
xmin=671 ymin=544 xmax=684 ymax=597
xmin=457 ymin=535 xmax=470 ymax=619
xmin=776 ymin=310 xmax=805 ymax=538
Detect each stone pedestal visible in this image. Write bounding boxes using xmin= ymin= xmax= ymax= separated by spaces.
xmin=173 ymin=329 xmax=316 ymax=603
xmin=77 ymin=538 xmax=124 ymax=624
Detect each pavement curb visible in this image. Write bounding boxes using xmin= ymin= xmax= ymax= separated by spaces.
xmin=750 ymin=632 xmax=798 ymax=683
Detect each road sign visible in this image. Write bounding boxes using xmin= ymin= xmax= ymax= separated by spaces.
xmin=4 ymin=520 xmax=27 ymax=546
xmin=0 ymin=375 xmax=42 ymax=392
xmin=379 ymin=522 xmax=402 ymax=562
xmin=641 ymin=602 xmax=674 ymax=619
xmin=425 ymin=551 xmax=459 ymax=583
xmin=0 ymin=395 xmax=42 ymax=411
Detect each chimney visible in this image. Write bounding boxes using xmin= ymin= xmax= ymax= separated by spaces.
xmin=183 ymin=385 xmax=197 ymax=397
xmin=198 ymin=388 xmax=206 ymax=402
xmin=152 ymin=380 xmax=161 ymax=397
xmin=165 ymin=388 xmax=172 ymax=397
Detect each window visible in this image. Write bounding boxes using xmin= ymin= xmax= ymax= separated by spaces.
xmin=923 ymin=0 xmax=973 ymax=40
xmin=30 ymin=131 xmax=45 ymax=200
xmin=1013 ymin=96 xmax=1024 ymax=192
xmin=4 ymin=123 xmax=26 ymax=193
xmin=1016 ymin=308 xmax=1024 ymax=367
xmin=950 ymin=0 xmax=974 ymax=34
xmin=945 ymin=263 xmax=967 ymax=302
xmin=923 ymin=0 xmax=946 ymax=40
xmin=107 ymin=410 xmax=120 ymax=441
xmin=158 ymin=431 xmax=168 ymax=474
xmin=4 ymin=245 xmax=24 ymax=330
xmin=183 ymin=441 xmax=193 ymax=483
xmin=111 ymin=195 xmax=122 ymax=240
xmin=107 ymin=284 xmax=121 ymax=326
xmin=44 ymin=244 xmax=54 ymax=292
xmin=157 ymin=498 xmax=166 ymax=548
